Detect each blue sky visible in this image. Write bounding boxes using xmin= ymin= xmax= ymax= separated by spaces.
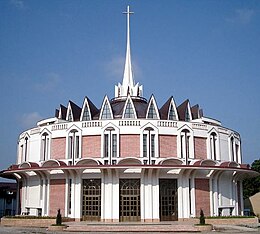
xmin=0 ymin=0 xmax=260 ymax=172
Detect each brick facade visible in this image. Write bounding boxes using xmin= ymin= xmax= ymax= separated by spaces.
xmin=194 ymin=137 xmax=207 ymax=159
xmin=159 ymin=135 xmax=177 ymax=158
xmin=49 ymin=179 xmax=66 ymax=216
xmin=120 ymin=135 xmax=140 ymax=158
xmin=82 ymin=135 xmax=101 ymax=158
xmin=51 ymin=138 xmax=66 ymax=160
xmin=195 ymin=178 xmax=210 ymax=216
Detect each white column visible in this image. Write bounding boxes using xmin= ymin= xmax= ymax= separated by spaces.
xmin=190 ymin=173 xmax=195 ymax=217
xmin=111 ymin=170 xmax=119 ymax=221
xmin=46 ymin=177 xmax=50 ymax=216
xmin=178 ymin=172 xmax=183 ymax=219
xmin=140 ymin=169 xmax=146 ymax=221
xmin=74 ymin=171 xmax=82 ymax=221
xmin=152 ymin=170 xmax=160 ymax=221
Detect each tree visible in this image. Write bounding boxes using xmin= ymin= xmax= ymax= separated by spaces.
xmin=243 ymin=159 xmax=260 ymax=199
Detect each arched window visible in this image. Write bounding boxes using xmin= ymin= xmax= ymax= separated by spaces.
xmin=142 ymin=127 xmax=157 ymax=164
xmin=103 ymin=126 xmax=119 ymax=164
xmin=210 ymin=132 xmax=217 ymax=160
xmin=123 ymin=99 xmax=136 ymax=119
xmin=24 ymin=137 xmax=28 ymax=162
xmin=229 ymin=136 xmax=240 ymax=162
xmin=82 ymin=105 xmax=90 ymax=121
xmin=180 ymin=129 xmax=191 ymax=163
xmin=101 ymin=100 xmax=112 ymax=119
xmin=185 ymin=108 xmax=191 ymax=122
xmin=230 ymin=136 xmax=234 ymax=161
xmin=68 ymin=109 xmax=73 ymax=122
xmin=68 ymin=130 xmax=80 ymax=164
xmin=168 ymin=104 xmax=177 ymax=120
xmin=147 ymin=103 xmax=157 ymax=119
xmin=41 ymin=132 xmax=50 ymax=161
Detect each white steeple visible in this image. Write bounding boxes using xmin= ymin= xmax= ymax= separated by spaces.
xmin=115 ymin=5 xmax=143 ymax=99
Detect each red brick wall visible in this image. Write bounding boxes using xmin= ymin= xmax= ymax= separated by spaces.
xmin=51 ymin=138 xmax=66 ymax=160
xmin=120 ymin=135 xmax=140 ymax=158
xmin=159 ymin=135 xmax=177 ymax=158
xmin=195 ymin=178 xmax=210 ymax=216
xmin=82 ymin=135 xmax=101 ymax=158
xmin=194 ymin=137 xmax=207 ymax=159
xmin=49 ymin=179 xmax=66 ymax=216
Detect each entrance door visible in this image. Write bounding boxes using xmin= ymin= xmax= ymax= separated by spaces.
xmin=119 ymin=179 xmax=140 ymax=222
xmin=82 ymin=179 xmax=101 ymax=221
xmin=159 ymin=179 xmax=178 ymax=221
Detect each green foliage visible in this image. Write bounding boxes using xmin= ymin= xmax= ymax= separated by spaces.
xmin=199 ymin=209 xmax=205 ymax=225
xmin=56 ymin=209 xmax=62 ymax=225
xmin=243 ymin=159 xmax=260 ymax=199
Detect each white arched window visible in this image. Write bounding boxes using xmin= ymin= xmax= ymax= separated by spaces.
xmin=208 ymin=132 xmax=219 ymax=161
xmin=67 ymin=129 xmax=82 ymax=164
xmin=41 ymin=132 xmax=51 ymax=161
xmin=102 ymin=125 xmax=119 ymax=164
xmin=177 ymin=127 xmax=194 ymax=163
xmin=19 ymin=135 xmax=30 ymax=163
xmin=229 ymin=135 xmax=241 ymax=163
xmin=141 ymin=125 xmax=158 ymax=164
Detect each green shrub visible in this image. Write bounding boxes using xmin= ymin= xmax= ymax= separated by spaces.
xmin=56 ymin=209 xmax=62 ymax=226
xmin=199 ymin=209 xmax=205 ymax=225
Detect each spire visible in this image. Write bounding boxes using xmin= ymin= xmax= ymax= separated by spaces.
xmin=122 ymin=5 xmax=134 ymax=89
xmin=114 ymin=5 xmax=143 ymax=99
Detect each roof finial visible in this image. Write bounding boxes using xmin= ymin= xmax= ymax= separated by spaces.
xmin=122 ymin=5 xmax=134 ymax=89
xmin=114 ymin=6 xmax=143 ymax=99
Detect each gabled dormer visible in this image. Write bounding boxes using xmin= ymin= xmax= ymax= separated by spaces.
xmin=146 ymin=95 xmax=160 ymax=119
xmin=191 ymin=104 xmax=203 ymax=119
xmin=160 ymin=96 xmax=179 ymax=121
xmin=80 ymin=97 xmax=99 ymax=121
xmin=58 ymin=105 xmax=67 ymax=120
xmin=100 ymin=96 xmax=113 ymax=120
xmin=177 ymin=99 xmax=192 ymax=122
xmin=66 ymin=101 xmax=81 ymax=122
xmin=122 ymin=95 xmax=137 ymax=119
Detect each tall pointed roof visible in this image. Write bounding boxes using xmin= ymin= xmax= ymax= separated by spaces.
xmin=115 ymin=5 xmax=143 ymax=99
xmin=122 ymin=5 xmax=134 ymax=89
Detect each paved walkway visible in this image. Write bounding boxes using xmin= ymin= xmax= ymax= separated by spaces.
xmin=0 ymin=221 xmax=259 ymax=233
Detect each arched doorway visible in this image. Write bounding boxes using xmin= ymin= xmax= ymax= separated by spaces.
xmin=159 ymin=179 xmax=178 ymax=221
xmin=82 ymin=179 xmax=101 ymax=221
xmin=119 ymin=179 xmax=140 ymax=222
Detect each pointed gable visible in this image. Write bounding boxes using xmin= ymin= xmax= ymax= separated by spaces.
xmin=191 ymin=104 xmax=203 ymax=119
xmin=100 ymin=96 xmax=113 ymax=120
xmin=160 ymin=96 xmax=178 ymax=121
xmin=122 ymin=96 xmax=137 ymax=119
xmin=146 ymin=95 xmax=160 ymax=119
xmin=80 ymin=97 xmax=99 ymax=121
xmin=58 ymin=105 xmax=67 ymax=120
xmin=177 ymin=99 xmax=192 ymax=121
xmin=66 ymin=101 xmax=81 ymax=122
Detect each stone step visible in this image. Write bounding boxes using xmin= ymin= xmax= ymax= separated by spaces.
xmin=65 ymin=224 xmax=200 ymax=232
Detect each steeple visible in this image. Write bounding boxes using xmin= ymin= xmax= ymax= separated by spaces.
xmin=122 ymin=5 xmax=134 ymax=89
xmin=115 ymin=5 xmax=143 ymax=99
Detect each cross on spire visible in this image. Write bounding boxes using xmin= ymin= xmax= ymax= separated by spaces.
xmin=114 ymin=5 xmax=143 ymax=99
xmin=122 ymin=5 xmax=134 ymax=90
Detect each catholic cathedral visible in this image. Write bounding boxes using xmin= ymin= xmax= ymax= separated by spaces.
xmin=1 ymin=6 xmax=257 ymax=222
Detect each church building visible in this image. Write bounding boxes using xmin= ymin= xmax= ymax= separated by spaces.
xmin=1 ymin=6 xmax=257 ymax=222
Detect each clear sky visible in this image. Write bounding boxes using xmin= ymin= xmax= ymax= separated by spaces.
xmin=0 ymin=0 xmax=260 ymax=173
